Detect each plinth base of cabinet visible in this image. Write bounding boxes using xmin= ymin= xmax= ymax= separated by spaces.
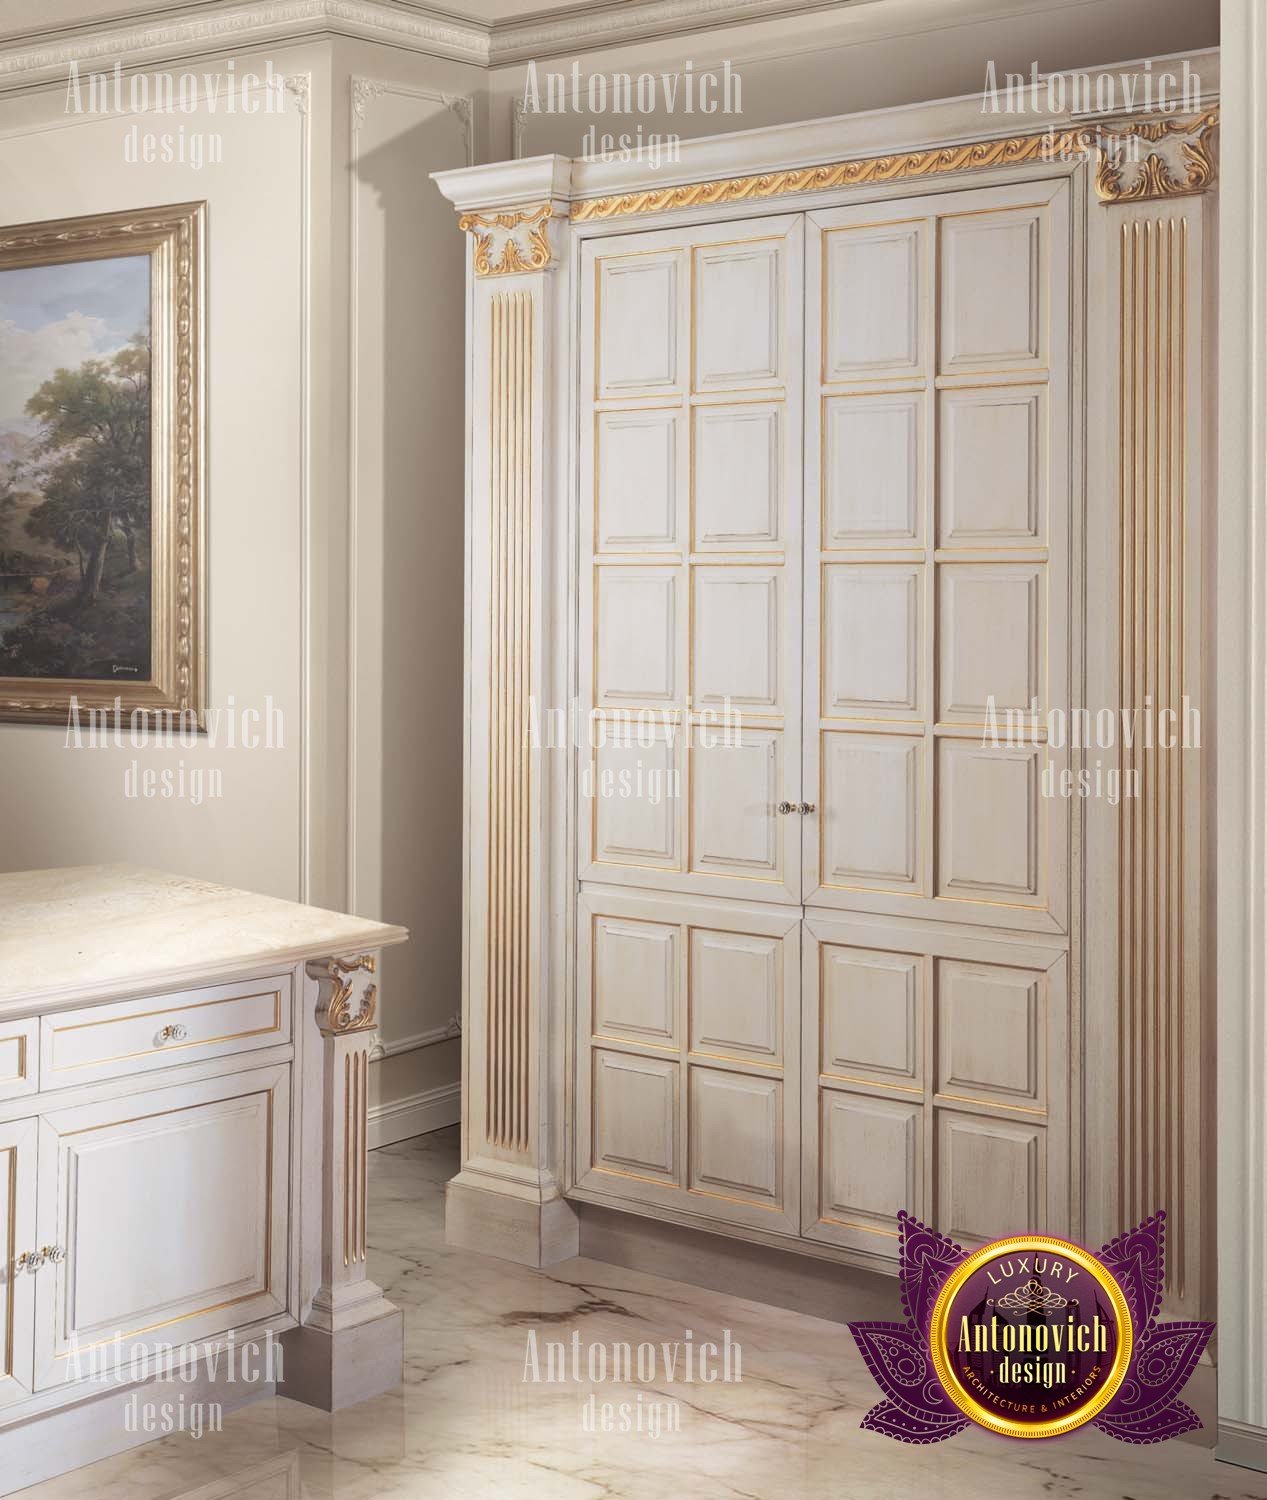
xmin=446 ymin=1173 xmax=580 ymax=1267
xmin=578 ymin=1199 xmax=905 ymax=1325
xmin=280 ymin=1304 xmax=404 ymax=1412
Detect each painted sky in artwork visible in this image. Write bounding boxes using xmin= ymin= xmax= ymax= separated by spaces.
xmin=0 ymin=253 xmax=150 ymax=435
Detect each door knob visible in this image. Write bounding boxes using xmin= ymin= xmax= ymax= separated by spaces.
xmin=798 ymin=802 xmax=816 ymax=815
xmin=777 ymin=801 xmax=796 ymax=815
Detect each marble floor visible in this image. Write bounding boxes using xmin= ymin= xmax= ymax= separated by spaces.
xmin=18 ymin=1128 xmax=1267 ymax=1500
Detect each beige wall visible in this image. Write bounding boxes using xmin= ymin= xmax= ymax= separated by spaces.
xmin=490 ymin=0 xmax=1217 ymax=160
xmin=0 ymin=48 xmax=318 ymax=897
xmin=0 ymin=32 xmax=480 ymax=1137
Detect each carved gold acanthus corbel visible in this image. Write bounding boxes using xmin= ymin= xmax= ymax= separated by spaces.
xmin=459 ymin=202 xmax=554 ymax=276
xmin=1089 ymin=108 xmax=1218 ymax=202
xmin=308 ymin=954 xmax=378 ymax=1035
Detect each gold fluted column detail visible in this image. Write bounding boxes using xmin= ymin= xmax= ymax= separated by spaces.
xmin=1106 ymin=141 xmax=1213 ymax=1316
xmin=486 ymin=289 xmax=533 ymax=1157
xmin=444 ymin=183 xmax=577 ymax=1266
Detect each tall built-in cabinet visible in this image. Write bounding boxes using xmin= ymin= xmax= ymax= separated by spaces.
xmin=436 ymin=89 xmax=1217 ymax=1322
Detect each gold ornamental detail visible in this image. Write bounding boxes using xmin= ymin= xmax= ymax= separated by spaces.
xmin=310 ymin=954 xmax=378 ymax=1035
xmin=460 ymin=202 xmax=553 ymax=276
xmin=1092 ymin=109 xmax=1218 ymax=202
xmin=568 ymin=112 xmax=1218 ymax=221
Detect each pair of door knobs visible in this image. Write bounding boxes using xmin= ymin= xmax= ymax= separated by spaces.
xmin=777 ymin=801 xmax=815 ymax=815
xmin=15 ymin=1247 xmax=66 ymax=1274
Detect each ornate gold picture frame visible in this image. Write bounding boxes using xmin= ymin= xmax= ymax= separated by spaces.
xmin=0 ymin=201 xmax=205 ymax=726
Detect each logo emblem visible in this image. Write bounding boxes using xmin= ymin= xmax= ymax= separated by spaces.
xmin=849 ymin=1211 xmax=1212 ymax=1444
xmin=928 ymin=1234 xmax=1132 ymax=1438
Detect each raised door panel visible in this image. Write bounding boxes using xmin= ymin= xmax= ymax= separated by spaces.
xmin=596 ymin=410 xmax=680 ymax=550
xmin=819 ymin=1090 xmax=921 ymax=1250
xmin=805 ymin=179 xmax=1069 ymax=938
xmin=803 ymin=917 xmax=1069 ymax=1266
xmin=576 ymin=889 xmax=799 ymax=1236
xmin=0 ymin=1120 xmax=36 ymax=1407
xmin=580 ymin=214 xmax=802 ymax=906
xmin=823 ymin=392 xmax=924 ymax=547
xmin=34 ymin=1066 xmax=289 ymax=1391
xmin=822 ymin=219 xmax=926 ymax=381
xmin=591 ymin=1051 xmax=679 ymax=1185
xmin=688 ymin=1068 xmax=782 ymax=1207
xmin=939 ymin=207 xmax=1045 ymax=374
xmin=936 ymin=1112 xmax=1043 ymax=1245
xmin=597 ymin=251 xmax=685 ymax=398
xmin=0 ymin=1021 xmax=38 ymax=1103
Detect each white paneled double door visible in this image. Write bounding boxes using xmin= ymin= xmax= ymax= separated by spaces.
xmin=574 ymin=180 xmax=1075 ymax=1266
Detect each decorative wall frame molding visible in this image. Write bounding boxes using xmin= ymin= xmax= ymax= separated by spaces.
xmin=349 ymin=75 xmax=475 ymax=162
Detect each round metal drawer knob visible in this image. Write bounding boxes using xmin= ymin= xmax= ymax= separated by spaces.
xmin=155 ymin=1023 xmax=189 ymax=1045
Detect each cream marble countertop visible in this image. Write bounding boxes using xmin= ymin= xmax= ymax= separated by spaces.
xmin=0 ymin=864 xmax=408 ymax=1015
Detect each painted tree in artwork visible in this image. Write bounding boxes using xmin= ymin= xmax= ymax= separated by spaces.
xmin=24 ymin=336 xmax=151 ymax=605
xmin=0 ymin=331 xmax=152 ymax=680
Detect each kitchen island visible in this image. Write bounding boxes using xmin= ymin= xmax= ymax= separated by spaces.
xmin=0 ymin=864 xmax=408 ymax=1493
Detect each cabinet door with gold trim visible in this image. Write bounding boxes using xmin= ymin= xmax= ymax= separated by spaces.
xmin=33 ymin=1066 xmax=289 ymax=1391
xmin=575 ymin=887 xmax=801 ymax=1239
xmin=804 ymin=179 xmax=1071 ymax=938
xmin=0 ymin=1118 xmax=36 ymax=1407
xmin=578 ymin=214 xmax=804 ymax=906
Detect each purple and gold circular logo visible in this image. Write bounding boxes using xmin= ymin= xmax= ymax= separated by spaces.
xmin=929 ymin=1234 xmax=1134 ymax=1439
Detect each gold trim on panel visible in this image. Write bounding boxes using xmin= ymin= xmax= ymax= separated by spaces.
xmin=486 ymin=290 xmax=534 ymax=1155
xmin=4 ymin=1146 xmax=15 ymax=1382
xmin=49 ymin=990 xmax=284 ymax=1070
xmin=460 ymin=203 xmax=553 ymax=276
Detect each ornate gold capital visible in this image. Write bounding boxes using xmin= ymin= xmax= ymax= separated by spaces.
xmin=459 ymin=202 xmax=554 ymax=276
xmin=1090 ymin=109 xmax=1218 ymax=203
xmin=308 ymin=954 xmax=378 ymax=1036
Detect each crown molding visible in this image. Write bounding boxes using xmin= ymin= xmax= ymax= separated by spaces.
xmin=485 ymin=0 xmax=868 ymax=66
xmin=0 ymin=0 xmax=489 ymax=92
xmin=0 ymin=0 xmax=1221 ymax=96
xmin=0 ymin=0 xmax=1040 ymax=93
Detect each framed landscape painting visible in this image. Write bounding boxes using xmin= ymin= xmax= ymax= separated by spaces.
xmin=0 ymin=202 xmax=204 ymax=726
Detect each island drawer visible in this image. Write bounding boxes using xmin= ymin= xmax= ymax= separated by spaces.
xmin=39 ymin=974 xmax=293 ymax=1088
xmin=0 ymin=1019 xmax=39 ymax=1101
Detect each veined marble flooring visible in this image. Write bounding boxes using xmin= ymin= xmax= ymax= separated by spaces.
xmin=18 ymin=1128 xmax=1267 ymax=1500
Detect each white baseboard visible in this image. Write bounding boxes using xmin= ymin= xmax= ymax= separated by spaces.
xmin=368 ymin=1080 xmax=461 ymax=1150
xmin=1219 ymin=1419 xmax=1267 ymax=1472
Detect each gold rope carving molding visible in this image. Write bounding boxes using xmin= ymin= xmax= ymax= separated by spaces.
xmin=567 ymin=110 xmax=1218 ymax=221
